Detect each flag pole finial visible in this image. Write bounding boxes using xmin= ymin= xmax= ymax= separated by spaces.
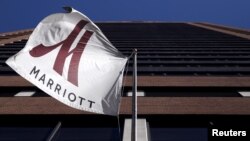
xmin=133 ymin=48 xmax=137 ymax=53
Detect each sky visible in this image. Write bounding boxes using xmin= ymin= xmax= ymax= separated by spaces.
xmin=0 ymin=0 xmax=250 ymax=32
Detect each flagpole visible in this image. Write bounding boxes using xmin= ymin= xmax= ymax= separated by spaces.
xmin=132 ymin=49 xmax=137 ymax=141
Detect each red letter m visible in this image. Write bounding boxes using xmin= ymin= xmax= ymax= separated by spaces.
xmin=29 ymin=20 xmax=93 ymax=86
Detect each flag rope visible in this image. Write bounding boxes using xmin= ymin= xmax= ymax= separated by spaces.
xmin=117 ymin=115 xmax=122 ymax=141
xmin=117 ymin=51 xmax=133 ymax=114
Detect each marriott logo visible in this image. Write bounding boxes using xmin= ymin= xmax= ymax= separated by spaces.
xmin=29 ymin=20 xmax=93 ymax=86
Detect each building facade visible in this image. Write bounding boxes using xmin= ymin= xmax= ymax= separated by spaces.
xmin=0 ymin=22 xmax=250 ymax=141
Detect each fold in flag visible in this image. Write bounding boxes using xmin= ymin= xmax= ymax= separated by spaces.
xmin=6 ymin=8 xmax=128 ymax=115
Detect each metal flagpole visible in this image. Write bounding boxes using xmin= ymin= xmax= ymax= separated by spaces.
xmin=132 ymin=49 xmax=137 ymax=141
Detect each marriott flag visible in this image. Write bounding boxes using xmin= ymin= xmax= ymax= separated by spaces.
xmin=6 ymin=8 xmax=128 ymax=115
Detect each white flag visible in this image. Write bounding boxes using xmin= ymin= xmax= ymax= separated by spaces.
xmin=6 ymin=8 xmax=128 ymax=115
